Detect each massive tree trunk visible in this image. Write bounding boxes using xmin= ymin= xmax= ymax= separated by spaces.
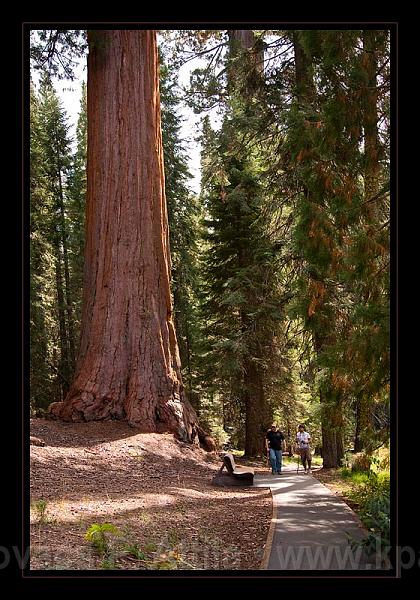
xmin=50 ymin=30 xmax=198 ymax=441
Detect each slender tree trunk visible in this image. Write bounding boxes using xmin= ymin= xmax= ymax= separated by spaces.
xmin=354 ymin=394 xmax=374 ymax=453
xmin=227 ymin=29 xmax=264 ymax=95
xmin=243 ymin=357 xmax=267 ymax=457
xmin=53 ymin=250 xmax=69 ymax=397
xmin=313 ymin=332 xmax=345 ymax=468
xmin=57 ymin=168 xmax=76 ymax=370
xmin=50 ymin=30 xmax=199 ymax=441
xmin=354 ymin=398 xmax=364 ymax=453
xmin=350 ymin=31 xmax=382 ymax=454
xmin=319 ymin=385 xmax=345 ymax=468
xmin=293 ymin=32 xmax=316 ymax=99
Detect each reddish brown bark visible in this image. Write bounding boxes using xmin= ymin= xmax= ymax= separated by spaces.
xmin=50 ymin=30 xmax=199 ymax=441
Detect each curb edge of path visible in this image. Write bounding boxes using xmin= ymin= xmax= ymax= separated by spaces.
xmin=259 ymin=487 xmax=277 ymax=570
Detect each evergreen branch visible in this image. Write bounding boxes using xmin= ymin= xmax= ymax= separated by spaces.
xmin=375 ymin=57 xmax=390 ymax=78
xmin=265 ymin=44 xmax=294 ymax=64
xmin=363 ymin=182 xmax=390 ymax=205
xmin=180 ymin=41 xmax=228 ymax=65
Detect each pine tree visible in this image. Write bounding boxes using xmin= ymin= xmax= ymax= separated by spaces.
xmin=200 ymin=31 xmax=286 ymax=455
xmin=37 ymin=73 xmax=76 ymax=395
xmin=30 ymin=82 xmax=61 ymax=409
xmin=67 ymin=82 xmax=87 ymax=339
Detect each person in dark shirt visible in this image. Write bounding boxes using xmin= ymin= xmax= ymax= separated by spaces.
xmin=265 ymin=424 xmax=285 ymax=475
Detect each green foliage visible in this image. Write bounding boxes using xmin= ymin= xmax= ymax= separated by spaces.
xmin=275 ymin=29 xmax=390 ymax=462
xmin=66 ymin=82 xmax=87 ymax=330
xmin=31 ymin=499 xmax=48 ymax=523
xmin=123 ymin=543 xmax=147 ymax=561
xmin=350 ymin=452 xmax=372 ymax=473
xmin=85 ymin=523 xmax=121 ymax=557
xmin=30 ymin=75 xmax=77 ymax=408
xmin=345 ymin=470 xmax=390 ymax=556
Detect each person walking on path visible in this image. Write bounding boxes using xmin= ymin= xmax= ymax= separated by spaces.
xmin=266 ymin=424 xmax=285 ymax=475
xmin=296 ymin=424 xmax=312 ymax=474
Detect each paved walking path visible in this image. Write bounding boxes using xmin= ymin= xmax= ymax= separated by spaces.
xmin=255 ymin=464 xmax=385 ymax=571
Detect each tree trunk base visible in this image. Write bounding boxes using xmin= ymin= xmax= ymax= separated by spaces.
xmin=48 ymin=396 xmax=216 ymax=451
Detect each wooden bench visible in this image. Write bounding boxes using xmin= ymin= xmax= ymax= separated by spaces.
xmin=214 ymin=452 xmax=254 ymax=485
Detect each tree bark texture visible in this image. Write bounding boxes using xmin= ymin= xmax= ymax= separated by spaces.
xmin=50 ymin=30 xmax=198 ymax=441
xmin=354 ymin=394 xmax=374 ymax=453
xmin=314 ymin=332 xmax=345 ymax=468
xmin=243 ymin=357 xmax=268 ymax=457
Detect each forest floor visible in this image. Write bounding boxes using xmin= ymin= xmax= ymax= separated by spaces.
xmin=30 ymin=419 xmax=272 ymax=571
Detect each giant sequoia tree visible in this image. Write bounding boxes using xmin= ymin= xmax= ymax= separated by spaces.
xmin=50 ymin=31 xmax=198 ymax=441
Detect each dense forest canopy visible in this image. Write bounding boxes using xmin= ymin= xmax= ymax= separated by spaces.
xmin=30 ymin=28 xmax=390 ymax=465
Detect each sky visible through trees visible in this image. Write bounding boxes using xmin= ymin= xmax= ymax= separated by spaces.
xmin=31 ymin=32 xmax=219 ymax=194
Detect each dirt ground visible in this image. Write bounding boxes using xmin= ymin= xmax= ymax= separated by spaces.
xmin=30 ymin=419 xmax=272 ymax=571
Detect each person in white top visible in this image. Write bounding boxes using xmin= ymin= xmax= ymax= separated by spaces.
xmin=296 ymin=424 xmax=312 ymax=474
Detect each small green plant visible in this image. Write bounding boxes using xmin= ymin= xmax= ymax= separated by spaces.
xmin=340 ymin=468 xmax=371 ymax=485
xmin=100 ymin=558 xmax=119 ymax=569
xmin=123 ymin=543 xmax=147 ymax=561
xmin=85 ymin=523 xmax=121 ymax=557
xmin=143 ymin=542 xmax=158 ymax=553
xmin=32 ymin=499 xmax=48 ymax=523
